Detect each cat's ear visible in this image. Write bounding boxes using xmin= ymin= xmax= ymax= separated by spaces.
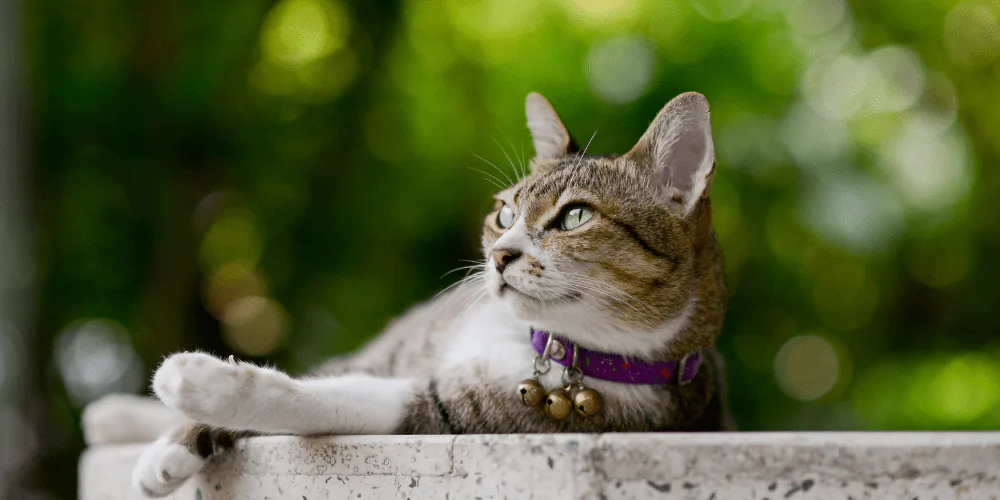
xmin=526 ymin=92 xmax=577 ymax=161
xmin=627 ymin=92 xmax=716 ymax=216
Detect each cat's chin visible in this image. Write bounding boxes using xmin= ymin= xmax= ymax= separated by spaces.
xmin=495 ymin=285 xmax=588 ymax=329
xmin=501 ymin=294 xmax=548 ymax=319
xmin=497 ymin=281 xmax=569 ymax=302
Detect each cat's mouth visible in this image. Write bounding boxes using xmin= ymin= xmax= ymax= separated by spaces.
xmin=499 ymin=282 xmax=582 ymax=305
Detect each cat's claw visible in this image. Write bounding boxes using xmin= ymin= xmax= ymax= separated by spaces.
xmin=132 ymin=436 xmax=205 ymax=497
xmin=153 ymin=352 xmax=248 ymax=425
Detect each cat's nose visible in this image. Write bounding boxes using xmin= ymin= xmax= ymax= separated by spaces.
xmin=492 ymin=248 xmax=523 ymax=273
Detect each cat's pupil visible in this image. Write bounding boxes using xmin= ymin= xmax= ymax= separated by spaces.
xmin=561 ymin=206 xmax=592 ymax=230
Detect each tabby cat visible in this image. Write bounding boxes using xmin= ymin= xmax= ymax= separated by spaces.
xmin=111 ymin=91 xmax=731 ymax=497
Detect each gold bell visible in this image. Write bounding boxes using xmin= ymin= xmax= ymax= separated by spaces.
xmin=573 ymin=388 xmax=604 ymax=417
xmin=545 ymin=388 xmax=573 ymax=420
xmin=517 ymin=379 xmax=546 ymax=407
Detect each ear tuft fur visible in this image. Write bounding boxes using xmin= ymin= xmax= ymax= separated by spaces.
xmin=627 ymin=92 xmax=716 ymax=215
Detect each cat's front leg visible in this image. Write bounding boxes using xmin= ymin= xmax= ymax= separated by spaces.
xmin=153 ymin=351 xmax=418 ymax=434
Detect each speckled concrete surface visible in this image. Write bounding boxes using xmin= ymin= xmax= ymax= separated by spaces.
xmin=80 ymin=433 xmax=1000 ymax=500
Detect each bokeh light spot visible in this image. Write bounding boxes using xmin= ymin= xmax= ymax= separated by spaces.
xmin=922 ymin=355 xmax=1000 ymax=424
xmin=881 ymin=122 xmax=971 ymax=213
xmin=203 ymin=263 xmax=269 ymax=318
xmin=193 ymin=190 xmax=240 ymax=234
xmin=250 ymin=49 xmax=358 ymax=101
xmin=261 ymin=0 xmax=350 ymax=67
xmin=719 ymin=114 xmax=787 ymax=171
xmin=445 ymin=0 xmax=542 ymax=39
xmin=585 ymin=35 xmax=656 ymax=104
xmin=799 ymin=173 xmax=905 ymax=254
xmin=221 ymin=297 xmax=289 ymax=356
xmin=865 ymin=46 xmax=925 ymax=113
xmin=912 ymin=72 xmax=959 ymax=136
xmin=559 ymin=0 xmax=641 ymax=27
xmin=645 ymin=0 xmax=690 ymax=47
xmin=781 ymin=102 xmax=850 ymax=166
xmin=690 ymin=0 xmax=752 ymax=22
xmin=55 ymin=319 xmax=143 ymax=405
xmin=252 ymin=0 xmax=357 ymax=102
xmin=854 ymin=354 xmax=1000 ymax=429
xmin=943 ymin=3 xmax=1000 ymax=68
xmin=787 ymin=0 xmax=847 ymax=36
xmin=774 ymin=334 xmax=841 ymax=401
xmin=805 ymin=54 xmax=872 ymax=120
xmin=199 ymin=211 xmax=266 ymax=273
xmin=906 ymin=237 xmax=973 ymax=288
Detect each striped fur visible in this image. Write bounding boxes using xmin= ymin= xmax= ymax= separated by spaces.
xmin=127 ymin=92 xmax=731 ymax=497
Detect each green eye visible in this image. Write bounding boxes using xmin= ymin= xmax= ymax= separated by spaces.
xmin=498 ymin=205 xmax=516 ymax=229
xmin=560 ymin=206 xmax=594 ymax=230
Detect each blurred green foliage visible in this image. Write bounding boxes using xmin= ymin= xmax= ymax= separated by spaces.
xmin=16 ymin=0 xmax=1000 ymax=496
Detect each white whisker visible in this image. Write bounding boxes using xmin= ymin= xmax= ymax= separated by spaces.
xmin=440 ymin=264 xmax=487 ymax=279
xmin=467 ymin=165 xmax=509 ymax=190
xmin=473 ymin=152 xmax=516 ymax=187
xmin=498 ymin=129 xmax=527 ymax=181
xmin=549 ymin=271 xmax=657 ymax=327
xmin=572 ymin=130 xmax=599 ymax=171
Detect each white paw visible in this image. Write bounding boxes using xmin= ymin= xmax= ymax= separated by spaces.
xmin=152 ymin=352 xmax=250 ymax=425
xmin=132 ymin=437 xmax=205 ymax=498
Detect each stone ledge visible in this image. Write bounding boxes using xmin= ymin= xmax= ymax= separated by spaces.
xmin=79 ymin=432 xmax=1000 ymax=499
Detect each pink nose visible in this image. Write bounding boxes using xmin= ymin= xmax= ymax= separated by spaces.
xmin=492 ymin=248 xmax=522 ymax=273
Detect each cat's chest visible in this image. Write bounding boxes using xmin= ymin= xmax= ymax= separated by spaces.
xmin=438 ymin=300 xmax=540 ymax=383
xmin=434 ymin=298 xmax=667 ymax=417
xmin=436 ymin=300 xmax=578 ymax=390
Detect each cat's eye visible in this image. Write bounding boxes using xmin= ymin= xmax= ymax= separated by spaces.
xmin=497 ymin=205 xmax=516 ymax=229
xmin=560 ymin=206 xmax=594 ymax=231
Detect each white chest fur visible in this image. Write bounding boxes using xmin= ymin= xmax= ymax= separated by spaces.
xmin=439 ymin=297 xmax=536 ymax=384
xmin=437 ymin=297 xmax=661 ymax=409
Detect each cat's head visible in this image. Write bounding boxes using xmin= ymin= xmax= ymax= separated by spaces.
xmin=481 ymin=92 xmax=725 ymax=356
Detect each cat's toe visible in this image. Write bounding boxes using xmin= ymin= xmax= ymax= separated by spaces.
xmin=152 ymin=352 xmax=246 ymax=423
xmin=132 ymin=437 xmax=205 ymax=498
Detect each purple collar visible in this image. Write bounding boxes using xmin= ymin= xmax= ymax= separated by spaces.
xmin=530 ymin=329 xmax=702 ymax=385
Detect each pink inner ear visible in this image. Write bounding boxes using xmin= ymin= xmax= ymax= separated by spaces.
xmin=526 ymin=93 xmax=571 ymax=160
xmin=654 ymin=126 xmax=710 ymax=195
xmin=626 ymin=93 xmax=716 ymax=213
